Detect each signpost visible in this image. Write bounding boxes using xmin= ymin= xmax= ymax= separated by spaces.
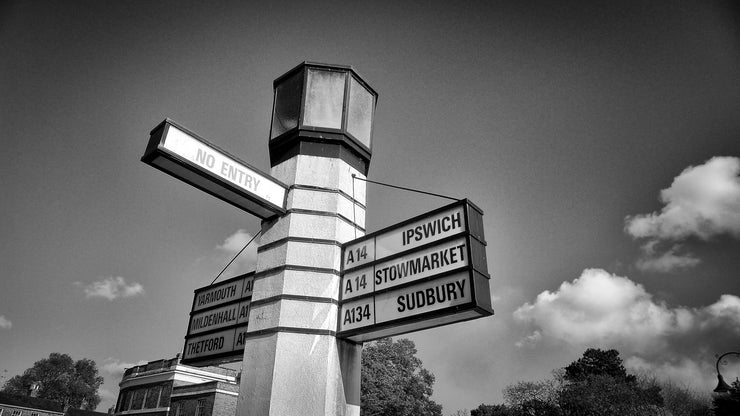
xmin=338 ymin=199 xmax=493 ymax=342
xmin=142 ymin=63 xmax=494 ymax=416
xmin=181 ymin=272 xmax=254 ymax=366
xmin=142 ymin=119 xmax=288 ymax=220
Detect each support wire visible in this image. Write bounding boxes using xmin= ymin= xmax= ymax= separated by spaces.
xmin=211 ymin=229 xmax=262 ymax=285
xmin=351 ymin=175 xmax=460 ymax=202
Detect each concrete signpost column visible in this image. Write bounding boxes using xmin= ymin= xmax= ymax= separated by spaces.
xmin=236 ymin=62 xmax=377 ymax=416
xmin=237 ymin=157 xmax=366 ymax=415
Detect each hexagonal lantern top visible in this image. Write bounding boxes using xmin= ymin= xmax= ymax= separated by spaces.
xmin=269 ymin=62 xmax=378 ymax=174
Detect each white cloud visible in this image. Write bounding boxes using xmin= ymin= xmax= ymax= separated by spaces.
xmin=625 ymin=356 xmax=716 ymax=392
xmin=100 ymin=357 xmax=147 ymax=376
xmin=0 ymin=315 xmax=12 ymax=329
xmin=704 ymin=294 xmax=740 ymax=325
xmin=625 ymin=156 xmax=740 ymax=241
xmin=514 ymin=269 xmax=680 ymax=353
xmin=514 ymin=268 xmax=740 ymax=387
xmin=624 ymin=156 xmax=740 ymax=272
xmin=76 ymin=277 xmax=144 ymax=300
xmin=215 ymin=229 xmax=258 ymax=274
xmin=217 ymin=229 xmax=255 ymax=252
xmin=635 ymin=243 xmax=700 ymax=273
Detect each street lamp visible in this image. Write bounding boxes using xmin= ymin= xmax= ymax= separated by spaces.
xmin=714 ymin=351 xmax=740 ymax=393
xmin=268 ymin=62 xmax=378 ymax=175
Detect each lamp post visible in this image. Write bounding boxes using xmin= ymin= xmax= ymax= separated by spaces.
xmin=269 ymin=62 xmax=377 ymax=175
xmin=714 ymin=351 xmax=740 ymax=393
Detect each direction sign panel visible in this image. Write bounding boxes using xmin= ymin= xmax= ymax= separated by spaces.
xmin=338 ymin=199 xmax=493 ymax=342
xmin=182 ymin=272 xmax=254 ymax=366
xmin=142 ymin=119 xmax=287 ymax=220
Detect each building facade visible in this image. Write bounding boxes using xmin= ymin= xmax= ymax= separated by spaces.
xmin=114 ymin=357 xmax=238 ymax=416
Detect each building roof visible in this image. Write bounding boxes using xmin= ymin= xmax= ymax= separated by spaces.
xmin=119 ymin=356 xmax=239 ymax=391
xmin=0 ymin=392 xmax=64 ymax=413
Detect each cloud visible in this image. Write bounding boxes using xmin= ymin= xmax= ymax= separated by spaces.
xmin=625 ymin=156 xmax=740 ymax=241
xmin=514 ymin=269 xmax=680 ymax=353
xmin=514 ymin=269 xmax=740 ymax=387
xmin=0 ymin=315 xmax=11 ymax=329
xmin=635 ymin=242 xmax=700 ymax=273
xmin=76 ymin=277 xmax=144 ymax=300
xmin=625 ymin=356 xmax=717 ymax=392
xmin=217 ymin=229 xmax=256 ymax=252
xmin=100 ymin=357 xmax=147 ymax=377
xmin=624 ymin=156 xmax=740 ymax=272
xmin=215 ymin=229 xmax=258 ymax=274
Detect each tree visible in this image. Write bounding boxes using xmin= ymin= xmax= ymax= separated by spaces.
xmin=470 ymin=403 xmax=512 ymax=416
xmin=503 ymin=375 xmax=562 ymax=416
xmin=470 ymin=348 xmax=710 ymax=415
xmin=559 ymin=349 xmax=663 ymax=416
xmin=563 ymin=348 xmax=633 ymax=383
xmin=647 ymin=377 xmax=710 ymax=416
xmin=2 ymin=353 xmax=104 ymax=410
xmin=361 ymin=338 xmax=442 ymax=416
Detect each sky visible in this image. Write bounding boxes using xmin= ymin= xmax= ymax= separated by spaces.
xmin=1 ymin=0 xmax=739 ymax=413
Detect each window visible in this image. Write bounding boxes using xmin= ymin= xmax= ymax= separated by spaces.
xmin=118 ymin=390 xmax=131 ymax=412
xmin=12 ymin=411 xmax=21 ymax=416
xmin=159 ymin=384 xmax=172 ymax=407
xmin=195 ymin=399 xmax=206 ymax=416
xmin=172 ymin=403 xmax=181 ymax=416
xmin=131 ymin=388 xmax=145 ymax=410
xmin=145 ymin=386 xmax=161 ymax=408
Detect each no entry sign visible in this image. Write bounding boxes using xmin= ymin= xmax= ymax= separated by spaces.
xmin=142 ymin=119 xmax=287 ymax=219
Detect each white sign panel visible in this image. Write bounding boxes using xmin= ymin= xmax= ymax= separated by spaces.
xmin=183 ymin=327 xmax=237 ymax=360
xmin=374 ymin=237 xmax=468 ymax=292
xmin=188 ymin=301 xmax=250 ymax=335
xmin=339 ymin=271 xmax=472 ymax=332
xmin=192 ymin=274 xmax=254 ymax=312
xmin=182 ymin=325 xmax=250 ymax=362
xmin=162 ymin=125 xmax=286 ymax=208
xmin=374 ymin=271 xmax=471 ymax=323
xmin=341 ymin=266 xmax=375 ymax=301
xmin=142 ymin=119 xmax=287 ymax=219
xmin=343 ymin=204 xmax=466 ymax=270
xmin=341 ymin=237 xmax=469 ymax=301
xmin=338 ymin=297 xmax=376 ymax=332
xmin=376 ymin=205 xmax=465 ymax=259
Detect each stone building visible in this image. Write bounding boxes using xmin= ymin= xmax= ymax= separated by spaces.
xmin=114 ymin=356 xmax=238 ymax=416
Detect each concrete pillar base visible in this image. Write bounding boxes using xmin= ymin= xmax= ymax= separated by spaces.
xmin=237 ymin=332 xmax=360 ymax=416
